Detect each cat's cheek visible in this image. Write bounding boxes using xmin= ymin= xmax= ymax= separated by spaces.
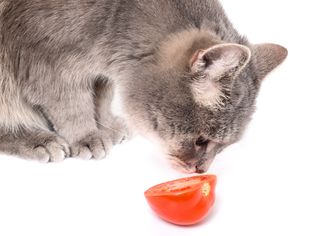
xmin=120 ymin=113 xmax=168 ymax=152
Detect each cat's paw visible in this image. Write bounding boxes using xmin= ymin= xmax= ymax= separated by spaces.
xmin=71 ymin=130 xmax=113 ymax=160
xmin=16 ymin=130 xmax=70 ymax=162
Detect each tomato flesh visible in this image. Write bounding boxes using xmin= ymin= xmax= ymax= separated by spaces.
xmin=144 ymin=175 xmax=217 ymax=226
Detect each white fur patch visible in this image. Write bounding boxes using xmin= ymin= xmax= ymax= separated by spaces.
xmin=191 ymin=77 xmax=228 ymax=109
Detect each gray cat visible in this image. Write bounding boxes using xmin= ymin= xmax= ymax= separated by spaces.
xmin=0 ymin=0 xmax=287 ymax=173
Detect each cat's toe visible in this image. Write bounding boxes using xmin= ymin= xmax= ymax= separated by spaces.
xmin=74 ymin=146 xmax=93 ymax=160
xmin=44 ymin=141 xmax=68 ymax=162
xmin=28 ymin=146 xmax=50 ymax=163
xmin=71 ymin=131 xmax=112 ymax=160
xmin=33 ymin=135 xmax=69 ymax=162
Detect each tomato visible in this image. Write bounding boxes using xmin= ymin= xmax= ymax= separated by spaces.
xmin=144 ymin=175 xmax=217 ymax=226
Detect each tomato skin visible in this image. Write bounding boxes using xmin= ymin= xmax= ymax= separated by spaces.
xmin=144 ymin=175 xmax=217 ymax=226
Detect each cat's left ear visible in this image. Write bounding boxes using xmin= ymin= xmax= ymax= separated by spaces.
xmin=190 ymin=43 xmax=251 ymax=80
xmin=189 ymin=44 xmax=251 ymax=108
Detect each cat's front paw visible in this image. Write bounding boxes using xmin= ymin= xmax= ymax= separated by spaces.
xmin=71 ymin=130 xmax=113 ymax=160
xmin=11 ymin=130 xmax=70 ymax=162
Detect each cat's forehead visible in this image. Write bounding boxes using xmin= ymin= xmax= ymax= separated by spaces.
xmin=160 ymin=83 xmax=253 ymax=141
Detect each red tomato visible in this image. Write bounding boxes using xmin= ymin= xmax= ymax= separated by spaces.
xmin=144 ymin=175 xmax=217 ymax=226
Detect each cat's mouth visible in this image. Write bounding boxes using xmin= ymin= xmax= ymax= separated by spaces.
xmin=167 ymin=142 xmax=219 ymax=173
xmin=168 ymin=153 xmax=216 ymax=174
xmin=194 ymin=155 xmax=216 ymax=173
xmin=163 ymin=136 xmax=224 ymax=173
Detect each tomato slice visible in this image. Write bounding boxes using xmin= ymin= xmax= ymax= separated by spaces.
xmin=144 ymin=175 xmax=217 ymax=226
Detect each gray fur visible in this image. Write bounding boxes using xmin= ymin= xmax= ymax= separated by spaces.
xmin=0 ymin=0 xmax=287 ymax=172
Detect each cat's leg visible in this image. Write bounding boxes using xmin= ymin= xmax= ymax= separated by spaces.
xmin=0 ymin=92 xmax=70 ymax=162
xmin=94 ymin=78 xmax=129 ymax=145
xmin=37 ymin=84 xmax=115 ymax=160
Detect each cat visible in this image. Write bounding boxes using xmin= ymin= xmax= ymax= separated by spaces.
xmin=0 ymin=0 xmax=287 ymax=173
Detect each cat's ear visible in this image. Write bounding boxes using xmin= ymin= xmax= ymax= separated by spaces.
xmin=190 ymin=43 xmax=251 ymax=80
xmin=252 ymin=43 xmax=288 ymax=80
xmin=189 ymin=44 xmax=251 ymax=108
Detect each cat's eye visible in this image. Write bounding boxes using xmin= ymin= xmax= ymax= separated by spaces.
xmin=195 ymin=136 xmax=210 ymax=147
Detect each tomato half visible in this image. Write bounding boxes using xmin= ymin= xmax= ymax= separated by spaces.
xmin=144 ymin=175 xmax=217 ymax=226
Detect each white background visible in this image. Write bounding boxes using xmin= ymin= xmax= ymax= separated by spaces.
xmin=1 ymin=0 xmax=314 ymax=235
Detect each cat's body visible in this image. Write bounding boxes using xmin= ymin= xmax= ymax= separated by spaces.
xmin=0 ymin=0 xmax=287 ymax=172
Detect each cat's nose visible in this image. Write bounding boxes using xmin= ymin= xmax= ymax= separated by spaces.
xmin=195 ymin=165 xmax=206 ymax=174
xmin=194 ymin=136 xmax=217 ymax=173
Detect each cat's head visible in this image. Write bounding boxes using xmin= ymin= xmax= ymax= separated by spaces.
xmin=121 ymin=35 xmax=287 ymax=173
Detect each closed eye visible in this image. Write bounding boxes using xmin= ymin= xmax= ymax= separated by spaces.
xmin=195 ymin=136 xmax=210 ymax=147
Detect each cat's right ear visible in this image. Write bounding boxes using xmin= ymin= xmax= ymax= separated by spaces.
xmin=190 ymin=43 xmax=251 ymax=80
xmin=252 ymin=43 xmax=288 ymax=80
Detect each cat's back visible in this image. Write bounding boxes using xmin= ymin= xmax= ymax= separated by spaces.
xmin=130 ymin=0 xmax=229 ymax=29
xmin=121 ymin=0 xmax=239 ymax=44
xmin=0 ymin=0 xmax=242 ymax=62
xmin=0 ymin=0 xmax=235 ymax=42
